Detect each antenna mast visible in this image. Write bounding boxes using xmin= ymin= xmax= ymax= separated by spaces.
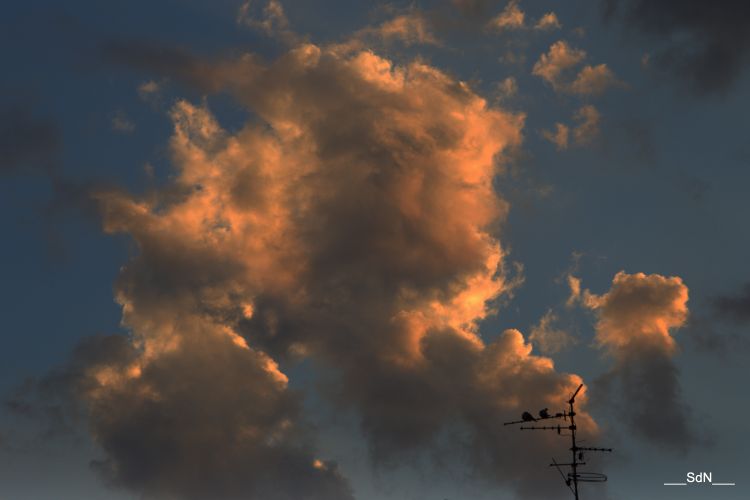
xmin=503 ymin=384 xmax=612 ymax=500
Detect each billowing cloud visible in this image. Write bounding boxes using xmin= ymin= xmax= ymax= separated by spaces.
xmin=534 ymin=12 xmax=561 ymax=30
xmin=43 ymin=41 xmax=602 ymax=498
xmin=55 ymin=334 xmax=352 ymax=500
xmin=604 ymin=0 xmax=750 ymax=94
xmin=237 ymin=0 xmax=292 ymax=41
xmin=542 ymin=105 xmax=600 ymax=150
xmin=342 ymin=12 xmax=439 ymax=50
xmin=374 ymin=13 xmax=438 ymax=45
xmin=533 ymin=41 xmax=620 ymax=96
xmin=577 ymin=271 xmax=696 ymax=451
xmin=569 ymin=64 xmax=620 ymax=96
xmin=488 ymin=0 xmax=525 ymax=31
xmin=532 ymin=41 xmax=586 ymax=88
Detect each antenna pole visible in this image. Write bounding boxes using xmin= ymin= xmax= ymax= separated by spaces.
xmin=569 ymin=384 xmax=582 ymax=500
xmin=504 ymin=382 xmax=611 ymax=500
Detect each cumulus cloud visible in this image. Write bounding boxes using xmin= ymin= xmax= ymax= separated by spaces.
xmin=534 ymin=12 xmax=561 ymax=30
xmin=569 ymin=63 xmax=621 ymax=96
xmin=488 ymin=0 xmax=525 ymax=31
xmin=52 ymin=333 xmax=351 ymax=500
xmin=341 ymin=12 xmax=439 ymax=50
xmin=542 ymin=105 xmax=600 ymax=150
xmin=532 ymin=40 xmax=621 ymax=95
xmin=577 ymin=271 xmax=697 ymax=451
xmin=487 ymin=2 xmax=561 ymax=33
xmin=604 ymin=0 xmax=750 ymax=94
xmin=532 ymin=40 xmax=585 ymax=88
xmin=35 ymin=41 xmax=604 ymax=498
xmin=374 ymin=13 xmax=439 ymax=45
xmin=237 ymin=0 xmax=293 ymax=41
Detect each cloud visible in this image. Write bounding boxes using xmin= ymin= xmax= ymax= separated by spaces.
xmin=571 ymin=105 xmax=600 ymax=145
xmin=604 ymin=0 xmax=750 ymax=94
xmin=542 ymin=105 xmax=600 ymax=150
xmin=488 ymin=0 xmax=525 ymax=31
xmin=532 ymin=41 xmax=621 ymax=96
xmin=341 ymin=12 xmax=439 ymax=50
xmin=18 ymin=333 xmax=352 ymax=500
xmin=529 ymin=310 xmax=576 ymax=354
xmin=566 ymin=274 xmax=582 ymax=306
xmin=44 ymin=41 xmax=604 ymax=498
xmin=712 ymin=282 xmax=750 ymax=323
xmin=534 ymin=12 xmax=561 ymax=30
xmin=541 ymin=122 xmax=569 ymax=150
xmin=532 ymin=40 xmax=586 ymax=88
xmin=137 ymin=79 xmax=163 ymax=106
xmin=100 ymin=40 xmax=220 ymax=92
xmin=237 ymin=0 xmax=293 ymax=42
xmin=494 ymin=76 xmax=518 ymax=101
xmin=578 ymin=271 xmax=697 ymax=451
xmin=111 ymin=110 xmax=135 ymax=133
xmin=569 ymin=64 xmax=621 ymax=96
xmin=374 ymin=13 xmax=439 ymax=45
xmin=0 ymin=105 xmax=60 ymax=174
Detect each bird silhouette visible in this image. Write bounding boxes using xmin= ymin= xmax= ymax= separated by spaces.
xmin=539 ymin=408 xmax=550 ymax=419
xmin=522 ymin=411 xmax=536 ymax=422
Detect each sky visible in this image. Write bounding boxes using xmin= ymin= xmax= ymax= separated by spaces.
xmin=1 ymin=1 xmax=749 ymax=499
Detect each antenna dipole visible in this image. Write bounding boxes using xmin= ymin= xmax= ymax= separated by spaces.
xmin=503 ymin=384 xmax=612 ymax=500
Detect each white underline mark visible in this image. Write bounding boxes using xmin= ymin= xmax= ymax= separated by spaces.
xmin=664 ymin=483 xmax=687 ymax=486
xmin=712 ymin=483 xmax=736 ymax=486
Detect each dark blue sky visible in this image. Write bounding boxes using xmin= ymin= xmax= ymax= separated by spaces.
xmin=2 ymin=1 xmax=749 ymax=499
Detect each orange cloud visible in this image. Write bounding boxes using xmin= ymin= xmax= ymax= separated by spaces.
xmin=577 ymin=271 xmax=696 ymax=450
xmin=488 ymin=0 xmax=525 ymax=30
xmin=535 ymin=12 xmax=561 ymax=30
xmin=533 ymin=41 xmax=621 ymax=96
xmin=44 ymin=40 xmax=602 ymax=498
xmin=584 ymin=271 xmax=688 ymax=354
xmin=542 ymin=105 xmax=600 ymax=150
xmin=532 ymin=41 xmax=586 ymax=88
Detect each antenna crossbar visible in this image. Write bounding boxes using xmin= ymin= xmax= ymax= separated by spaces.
xmin=504 ymin=383 xmax=612 ymax=500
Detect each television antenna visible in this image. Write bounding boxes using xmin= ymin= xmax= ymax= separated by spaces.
xmin=503 ymin=384 xmax=612 ymax=500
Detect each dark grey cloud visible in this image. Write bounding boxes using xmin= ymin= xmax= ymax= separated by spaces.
xmin=99 ymin=39 xmax=223 ymax=92
xmin=0 ymin=105 xmax=60 ymax=174
xmin=593 ymin=348 xmax=694 ymax=452
xmin=605 ymin=0 xmax=750 ymax=94
xmin=12 ymin=333 xmax=353 ymax=500
xmin=712 ymin=282 xmax=750 ymax=323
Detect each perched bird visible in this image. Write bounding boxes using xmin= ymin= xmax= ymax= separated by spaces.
xmin=522 ymin=411 xmax=536 ymax=422
xmin=539 ymin=408 xmax=550 ymax=419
